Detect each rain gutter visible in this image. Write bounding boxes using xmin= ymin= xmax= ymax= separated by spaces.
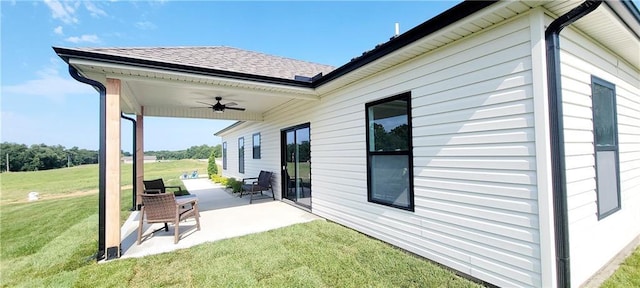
xmin=544 ymin=1 xmax=602 ymax=287
xmin=120 ymin=113 xmax=138 ymax=211
xmin=68 ymin=66 xmax=107 ymax=261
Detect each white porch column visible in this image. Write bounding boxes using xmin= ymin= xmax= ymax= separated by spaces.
xmin=135 ymin=111 xmax=144 ymax=208
xmin=105 ymin=78 xmax=121 ymax=259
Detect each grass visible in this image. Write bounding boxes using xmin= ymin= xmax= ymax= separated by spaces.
xmin=1 ymin=212 xmax=482 ymax=288
xmin=601 ymin=246 xmax=640 ymax=287
xmin=0 ymin=159 xmax=207 ymax=204
xmin=0 ymin=159 xmax=481 ymax=287
xmin=1 ymin=159 xmax=638 ymax=287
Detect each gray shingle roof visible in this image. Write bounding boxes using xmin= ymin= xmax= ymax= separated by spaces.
xmin=73 ymin=46 xmax=335 ymax=80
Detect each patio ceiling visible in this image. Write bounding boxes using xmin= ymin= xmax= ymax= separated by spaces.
xmin=63 ymin=46 xmax=332 ymax=122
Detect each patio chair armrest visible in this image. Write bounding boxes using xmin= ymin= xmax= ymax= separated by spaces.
xmin=242 ymin=177 xmax=257 ymax=183
xmin=165 ymin=185 xmax=183 ymax=191
xmin=176 ymin=198 xmax=197 ymax=205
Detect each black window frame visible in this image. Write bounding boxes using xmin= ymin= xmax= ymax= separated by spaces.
xmin=253 ymin=133 xmax=261 ymax=159
xmin=238 ymin=137 xmax=244 ymax=174
xmin=222 ymin=142 xmax=227 ymax=170
xmin=365 ymin=92 xmax=414 ymax=211
xmin=591 ymin=76 xmax=621 ymax=220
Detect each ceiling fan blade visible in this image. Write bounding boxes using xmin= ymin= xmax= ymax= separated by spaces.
xmin=225 ymin=102 xmax=238 ymax=106
xmin=190 ymin=107 xmax=211 ymax=109
xmin=225 ymin=107 xmax=246 ymax=111
xmin=196 ymin=101 xmax=214 ymax=106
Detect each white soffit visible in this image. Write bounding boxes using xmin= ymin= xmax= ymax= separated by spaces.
xmin=544 ymin=1 xmax=639 ymax=69
xmin=68 ymin=59 xmax=323 ymax=121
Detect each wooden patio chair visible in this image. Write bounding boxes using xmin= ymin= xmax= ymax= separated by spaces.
xmin=143 ymin=178 xmax=184 ymax=195
xmin=137 ymin=193 xmax=200 ymax=244
xmin=241 ymin=170 xmax=274 ymax=204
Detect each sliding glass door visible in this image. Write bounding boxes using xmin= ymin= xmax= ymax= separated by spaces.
xmin=281 ymin=124 xmax=311 ymax=208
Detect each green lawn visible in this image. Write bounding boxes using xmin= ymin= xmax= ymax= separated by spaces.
xmin=0 ymin=160 xmax=207 ymax=204
xmin=601 ymin=246 xmax=640 ymax=287
xmin=1 ymin=160 xmax=638 ymax=287
xmin=1 ymin=201 xmax=481 ymax=288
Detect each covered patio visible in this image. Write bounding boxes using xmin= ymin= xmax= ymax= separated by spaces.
xmin=53 ymin=46 xmax=335 ymax=260
xmin=120 ymin=178 xmax=321 ymax=259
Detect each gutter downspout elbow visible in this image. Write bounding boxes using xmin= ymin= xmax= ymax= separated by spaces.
xmin=67 ymin=65 xmax=108 ymax=262
xmin=545 ymin=1 xmax=602 ymax=287
xmin=120 ymin=113 xmax=137 ymax=211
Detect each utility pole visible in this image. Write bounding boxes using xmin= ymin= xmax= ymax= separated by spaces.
xmin=6 ymin=153 xmax=9 ymax=172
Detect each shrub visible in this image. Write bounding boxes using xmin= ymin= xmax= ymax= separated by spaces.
xmin=225 ymin=177 xmax=243 ymax=193
xmin=210 ymin=174 xmax=225 ymax=184
xmin=207 ymin=150 xmax=218 ymax=177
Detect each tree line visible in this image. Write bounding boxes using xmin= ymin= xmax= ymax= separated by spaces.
xmin=134 ymin=144 xmax=221 ymax=161
xmin=1 ymin=142 xmax=222 ymax=172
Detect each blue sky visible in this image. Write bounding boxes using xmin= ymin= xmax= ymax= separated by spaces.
xmin=1 ymin=1 xmax=456 ymax=151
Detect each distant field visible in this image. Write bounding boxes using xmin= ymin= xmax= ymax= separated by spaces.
xmin=0 ymin=160 xmax=208 ymax=204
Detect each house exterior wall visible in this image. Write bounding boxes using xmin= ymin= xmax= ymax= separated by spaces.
xmin=220 ymin=13 xmax=547 ymax=287
xmin=558 ymin=25 xmax=640 ymax=286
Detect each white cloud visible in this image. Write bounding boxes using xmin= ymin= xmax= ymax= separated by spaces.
xmin=135 ymin=21 xmax=157 ymax=30
xmin=149 ymin=0 xmax=168 ymax=6
xmin=43 ymin=0 xmax=79 ymax=24
xmin=83 ymin=2 xmax=107 ymax=18
xmin=2 ymin=67 xmax=95 ymax=104
xmin=54 ymin=26 xmax=64 ymax=35
xmin=65 ymin=34 xmax=100 ymax=44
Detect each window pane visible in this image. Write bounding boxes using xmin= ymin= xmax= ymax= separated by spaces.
xmin=593 ymin=83 xmax=615 ymax=147
xmin=370 ymin=155 xmax=410 ymax=207
xmin=222 ymin=142 xmax=227 ymax=170
xmin=368 ymin=99 xmax=408 ymax=152
xmin=238 ymin=138 xmax=244 ymax=173
xmin=596 ymin=151 xmax=619 ymax=215
xmin=591 ymin=77 xmax=620 ymax=220
xmin=253 ymin=133 xmax=261 ymax=159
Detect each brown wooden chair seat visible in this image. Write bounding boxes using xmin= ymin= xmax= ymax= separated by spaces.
xmin=137 ymin=193 xmax=200 ymax=244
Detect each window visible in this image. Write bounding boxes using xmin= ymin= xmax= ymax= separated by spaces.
xmin=365 ymin=92 xmax=414 ymax=211
xmin=238 ymin=137 xmax=244 ymax=174
xmin=222 ymin=142 xmax=227 ymax=170
xmin=253 ymin=133 xmax=261 ymax=159
xmin=592 ymin=76 xmax=620 ymax=219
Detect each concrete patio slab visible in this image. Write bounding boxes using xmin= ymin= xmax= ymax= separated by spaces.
xmin=119 ymin=178 xmax=321 ymax=259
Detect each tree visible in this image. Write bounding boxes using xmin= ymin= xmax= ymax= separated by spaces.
xmin=186 ymin=144 xmax=212 ymax=159
xmin=207 ymin=149 xmax=218 ymax=177
xmin=212 ymin=144 xmax=222 ymax=158
xmin=0 ymin=142 xmax=98 ymax=172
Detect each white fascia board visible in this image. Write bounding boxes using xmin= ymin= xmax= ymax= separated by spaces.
xmin=68 ymin=58 xmax=320 ymax=100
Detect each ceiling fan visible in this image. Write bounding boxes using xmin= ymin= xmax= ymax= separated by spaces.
xmin=193 ymin=97 xmax=246 ymax=113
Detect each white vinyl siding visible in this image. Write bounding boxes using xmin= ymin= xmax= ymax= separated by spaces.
xmin=559 ymin=24 xmax=640 ymax=287
xmin=220 ymin=13 xmax=544 ymax=287
xmin=408 ymin=16 xmax=540 ymax=287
